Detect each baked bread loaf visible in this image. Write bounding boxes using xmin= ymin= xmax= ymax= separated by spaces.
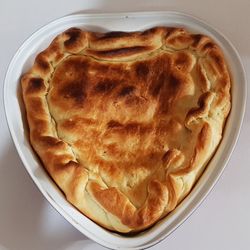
xmin=21 ymin=26 xmax=231 ymax=233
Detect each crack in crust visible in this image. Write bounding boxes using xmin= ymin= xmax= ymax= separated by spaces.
xmin=21 ymin=27 xmax=231 ymax=233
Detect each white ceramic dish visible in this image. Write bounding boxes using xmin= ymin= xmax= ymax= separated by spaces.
xmin=4 ymin=11 xmax=246 ymax=249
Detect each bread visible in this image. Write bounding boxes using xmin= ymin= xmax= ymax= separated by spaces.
xmin=21 ymin=26 xmax=231 ymax=233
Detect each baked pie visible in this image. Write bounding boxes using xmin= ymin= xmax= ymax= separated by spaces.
xmin=21 ymin=26 xmax=231 ymax=233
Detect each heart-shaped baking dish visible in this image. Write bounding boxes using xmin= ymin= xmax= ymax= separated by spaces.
xmin=4 ymin=11 xmax=246 ymax=249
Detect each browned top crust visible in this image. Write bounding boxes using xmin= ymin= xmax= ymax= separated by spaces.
xmin=21 ymin=26 xmax=231 ymax=233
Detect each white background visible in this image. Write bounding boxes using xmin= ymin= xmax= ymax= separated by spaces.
xmin=0 ymin=1 xmax=250 ymax=250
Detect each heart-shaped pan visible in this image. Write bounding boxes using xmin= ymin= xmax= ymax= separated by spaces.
xmin=4 ymin=11 xmax=246 ymax=249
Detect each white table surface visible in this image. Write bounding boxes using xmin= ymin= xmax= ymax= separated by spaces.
xmin=0 ymin=1 xmax=250 ymax=250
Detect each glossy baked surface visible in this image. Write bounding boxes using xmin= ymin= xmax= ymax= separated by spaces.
xmin=21 ymin=27 xmax=231 ymax=232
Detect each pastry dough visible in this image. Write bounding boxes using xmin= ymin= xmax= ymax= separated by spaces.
xmin=21 ymin=27 xmax=231 ymax=233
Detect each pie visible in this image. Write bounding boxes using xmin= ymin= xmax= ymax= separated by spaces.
xmin=21 ymin=26 xmax=231 ymax=233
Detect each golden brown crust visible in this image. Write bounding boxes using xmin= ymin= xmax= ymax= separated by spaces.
xmin=21 ymin=26 xmax=231 ymax=233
